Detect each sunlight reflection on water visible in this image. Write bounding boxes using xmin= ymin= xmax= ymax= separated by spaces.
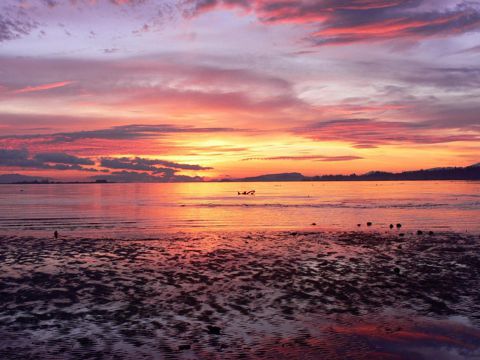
xmin=0 ymin=181 xmax=479 ymax=236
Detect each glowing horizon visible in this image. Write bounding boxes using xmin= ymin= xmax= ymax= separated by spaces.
xmin=1 ymin=0 xmax=479 ymax=182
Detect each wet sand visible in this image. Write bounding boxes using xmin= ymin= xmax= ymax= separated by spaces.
xmin=0 ymin=230 xmax=479 ymax=359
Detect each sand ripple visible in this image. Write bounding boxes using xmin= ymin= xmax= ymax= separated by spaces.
xmin=0 ymin=231 xmax=479 ymax=359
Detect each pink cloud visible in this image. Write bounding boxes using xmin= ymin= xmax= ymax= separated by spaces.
xmin=12 ymin=81 xmax=74 ymax=94
xmin=295 ymin=118 xmax=480 ymax=148
xmin=185 ymin=0 xmax=480 ymax=45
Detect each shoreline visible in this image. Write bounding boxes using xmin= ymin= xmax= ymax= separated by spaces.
xmin=1 ymin=179 xmax=480 ymax=185
xmin=1 ymin=230 xmax=479 ymax=359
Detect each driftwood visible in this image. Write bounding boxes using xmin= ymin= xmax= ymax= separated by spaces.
xmin=237 ymin=190 xmax=255 ymax=195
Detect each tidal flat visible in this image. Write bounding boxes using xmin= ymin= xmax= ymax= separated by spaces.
xmin=0 ymin=231 xmax=479 ymax=359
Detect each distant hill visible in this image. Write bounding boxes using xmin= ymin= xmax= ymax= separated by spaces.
xmin=0 ymin=174 xmax=51 ymax=184
xmin=238 ymin=172 xmax=305 ymax=182
xmin=229 ymin=163 xmax=480 ymax=182
xmin=1 ymin=163 xmax=479 ymax=184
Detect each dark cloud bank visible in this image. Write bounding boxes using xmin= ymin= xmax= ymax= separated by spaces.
xmin=0 ymin=148 xmax=211 ymax=183
xmin=0 ymin=149 xmax=98 ymax=172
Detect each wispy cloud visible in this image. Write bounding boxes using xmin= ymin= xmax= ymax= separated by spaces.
xmin=294 ymin=118 xmax=480 ymax=148
xmin=12 ymin=81 xmax=74 ymax=94
xmin=49 ymin=124 xmax=236 ymax=142
xmin=185 ymin=0 xmax=480 ymax=45
xmin=34 ymin=152 xmax=94 ymax=165
xmin=100 ymin=156 xmax=213 ymax=171
xmin=242 ymin=155 xmax=363 ymax=162
xmin=91 ymin=170 xmax=203 ymax=183
xmin=1 ymin=124 xmax=237 ymax=143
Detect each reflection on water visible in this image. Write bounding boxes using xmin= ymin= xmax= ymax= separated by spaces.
xmin=0 ymin=181 xmax=479 ymax=236
xmin=249 ymin=313 xmax=480 ymax=360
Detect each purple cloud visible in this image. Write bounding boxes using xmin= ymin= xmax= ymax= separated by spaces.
xmin=0 ymin=148 xmax=96 ymax=171
xmin=91 ymin=170 xmax=203 ymax=183
xmin=100 ymin=156 xmax=212 ymax=171
xmin=185 ymin=0 xmax=480 ymax=45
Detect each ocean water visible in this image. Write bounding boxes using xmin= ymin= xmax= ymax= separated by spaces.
xmin=0 ymin=181 xmax=479 ymax=237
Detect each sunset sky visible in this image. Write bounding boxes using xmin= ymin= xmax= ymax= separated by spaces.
xmin=1 ymin=0 xmax=479 ymax=181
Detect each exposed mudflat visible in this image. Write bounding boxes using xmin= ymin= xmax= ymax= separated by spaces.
xmin=0 ymin=230 xmax=479 ymax=359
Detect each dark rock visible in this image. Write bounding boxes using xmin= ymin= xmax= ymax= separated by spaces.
xmin=183 ymin=295 xmax=198 ymax=307
xmin=77 ymin=337 xmax=94 ymax=347
xmin=426 ymin=298 xmax=452 ymax=315
xmin=417 ymin=230 xmax=423 ymax=235
xmin=367 ymin=222 xmax=372 ymax=226
xmin=207 ymin=325 xmax=221 ymax=335
xmin=389 ymin=224 xmax=394 ymax=229
xmin=393 ymin=267 xmax=401 ymax=275
xmin=179 ymin=344 xmax=191 ymax=351
xmin=311 ymin=223 xmax=317 ymax=226
xmin=396 ymin=223 xmax=402 ymax=229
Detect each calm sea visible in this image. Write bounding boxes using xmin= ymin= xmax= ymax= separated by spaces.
xmin=0 ymin=181 xmax=479 ymax=237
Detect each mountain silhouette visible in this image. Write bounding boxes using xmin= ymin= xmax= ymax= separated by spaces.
xmin=230 ymin=163 xmax=480 ymax=182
